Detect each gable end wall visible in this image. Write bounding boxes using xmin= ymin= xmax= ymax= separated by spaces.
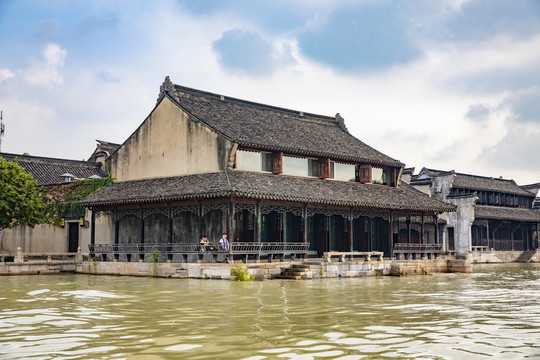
xmin=109 ymin=97 xmax=234 ymax=181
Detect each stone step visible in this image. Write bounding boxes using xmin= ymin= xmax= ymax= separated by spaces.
xmin=290 ymin=264 xmax=321 ymax=270
xmin=516 ymin=251 xmax=537 ymax=263
xmin=276 ymin=275 xmax=303 ymax=280
xmin=281 ymin=270 xmax=306 ymax=276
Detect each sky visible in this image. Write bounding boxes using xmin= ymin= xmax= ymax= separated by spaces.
xmin=0 ymin=0 xmax=539 ymax=185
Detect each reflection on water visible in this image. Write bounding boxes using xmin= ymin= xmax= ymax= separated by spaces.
xmin=1 ymin=263 xmax=539 ymax=359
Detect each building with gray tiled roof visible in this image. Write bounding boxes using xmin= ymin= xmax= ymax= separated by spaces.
xmin=79 ymin=77 xmax=457 ymax=259
xmin=0 ymin=152 xmax=107 ymax=186
xmin=407 ymin=167 xmax=539 ymax=254
xmin=0 ymin=151 xmax=109 ymax=254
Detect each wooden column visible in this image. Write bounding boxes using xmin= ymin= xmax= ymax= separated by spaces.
xmin=228 ymin=202 xmax=234 ymax=255
xmin=140 ymin=209 xmax=145 ymax=244
xmin=537 ymin=223 xmax=540 ymax=249
xmin=282 ymin=212 xmax=287 ymax=243
xmin=168 ymin=207 xmax=173 ymax=243
xmin=90 ymin=209 xmax=96 ymax=247
xmin=254 ymin=202 xmax=260 ymax=243
xmin=388 ymin=212 xmax=393 ymax=258
xmin=302 ymin=206 xmax=308 ymax=244
xmin=114 ymin=209 xmax=119 ymax=245
xmin=198 ymin=204 xmax=203 ymax=238
xmin=349 ymin=210 xmax=354 ymax=253
xmin=435 ymin=214 xmax=440 ymax=246
xmin=368 ymin=217 xmax=372 ymax=252
xmin=487 ymin=221 xmax=490 ymax=249
xmin=420 ymin=212 xmax=425 ymax=244
xmin=406 ymin=219 xmax=411 ymax=244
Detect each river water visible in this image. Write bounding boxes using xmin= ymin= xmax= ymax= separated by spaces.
xmin=1 ymin=263 xmax=539 ymax=360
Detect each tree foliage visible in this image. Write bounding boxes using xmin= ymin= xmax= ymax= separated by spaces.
xmin=0 ymin=157 xmax=46 ymax=229
xmin=43 ymin=177 xmax=114 ymax=226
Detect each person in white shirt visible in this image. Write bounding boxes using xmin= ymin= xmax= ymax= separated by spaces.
xmin=219 ymin=232 xmax=230 ymax=251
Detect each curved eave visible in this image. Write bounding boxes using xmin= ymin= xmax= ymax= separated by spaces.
xmin=79 ymin=190 xmax=456 ymax=213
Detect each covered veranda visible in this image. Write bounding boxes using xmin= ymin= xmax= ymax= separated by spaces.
xmin=80 ymin=170 xmax=456 ymax=262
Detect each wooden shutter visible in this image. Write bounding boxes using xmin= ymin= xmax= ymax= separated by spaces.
xmin=319 ymin=157 xmax=331 ymax=179
xmin=359 ymin=164 xmax=371 ymax=184
xmin=272 ymin=152 xmax=283 ymax=174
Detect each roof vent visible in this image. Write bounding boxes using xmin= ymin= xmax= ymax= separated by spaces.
xmin=88 ymin=174 xmax=101 ymax=179
xmin=61 ymin=173 xmax=75 ymax=182
xmin=220 ymin=95 xmax=225 ymax=101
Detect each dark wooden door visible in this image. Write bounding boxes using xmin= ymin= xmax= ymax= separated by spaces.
xmin=68 ymin=222 xmax=79 ymax=252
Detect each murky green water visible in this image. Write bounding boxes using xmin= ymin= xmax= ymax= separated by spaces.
xmin=1 ymin=263 xmax=539 ymax=360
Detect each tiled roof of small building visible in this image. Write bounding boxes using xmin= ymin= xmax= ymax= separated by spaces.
xmin=0 ymin=152 xmax=107 ymax=186
xmin=159 ymin=79 xmax=403 ymax=168
xmin=79 ymin=170 xmax=456 ymax=213
xmin=453 ymin=173 xmax=535 ymax=197
xmin=474 ymin=205 xmax=540 ymax=222
xmin=96 ymin=140 xmax=121 ymax=155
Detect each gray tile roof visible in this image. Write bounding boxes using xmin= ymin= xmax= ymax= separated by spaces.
xmin=453 ymin=173 xmax=535 ymax=197
xmin=79 ymin=169 xmax=456 ymax=213
xmin=161 ymin=81 xmax=403 ymax=168
xmin=474 ymin=205 xmax=540 ymax=222
xmin=96 ymin=140 xmax=121 ymax=155
xmin=0 ymin=152 xmax=107 ymax=186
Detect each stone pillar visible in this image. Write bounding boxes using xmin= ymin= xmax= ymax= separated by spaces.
xmin=15 ymin=247 xmax=23 ymax=263
xmin=76 ymin=247 xmax=83 ymax=263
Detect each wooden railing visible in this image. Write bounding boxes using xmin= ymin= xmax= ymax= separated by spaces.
xmin=89 ymin=242 xmax=310 ymax=263
xmin=393 ymin=243 xmax=443 ymax=260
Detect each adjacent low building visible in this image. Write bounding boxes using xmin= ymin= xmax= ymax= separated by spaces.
xmin=79 ymin=77 xmax=456 ymax=259
xmin=406 ymin=168 xmax=540 ymax=254
xmin=0 ymin=152 xmax=108 ymax=253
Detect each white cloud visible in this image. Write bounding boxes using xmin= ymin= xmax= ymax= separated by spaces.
xmin=23 ymin=43 xmax=67 ymax=87
xmin=0 ymin=68 xmax=14 ymax=83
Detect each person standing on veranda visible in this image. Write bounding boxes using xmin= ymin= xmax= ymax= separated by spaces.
xmin=219 ymin=232 xmax=230 ymax=251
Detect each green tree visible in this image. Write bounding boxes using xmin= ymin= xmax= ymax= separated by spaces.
xmin=0 ymin=157 xmax=46 ymax=229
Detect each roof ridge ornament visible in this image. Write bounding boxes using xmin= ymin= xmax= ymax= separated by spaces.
xmin=157 ymin=76 xmax=178 ymax=104
xmin=335 ymin=113 xmax=349 ymax=133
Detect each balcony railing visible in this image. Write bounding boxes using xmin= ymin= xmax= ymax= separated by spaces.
xmin=89 ymin=242 xmax=310 ymax=263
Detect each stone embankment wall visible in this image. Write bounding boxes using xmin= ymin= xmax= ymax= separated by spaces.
xmin=76 ymin=258 xmax=471 ymax=280
xmin=468 ymin=250 xmax=540 ymax=263
xmin=77 ymin=261 xmax=287 ymax=280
